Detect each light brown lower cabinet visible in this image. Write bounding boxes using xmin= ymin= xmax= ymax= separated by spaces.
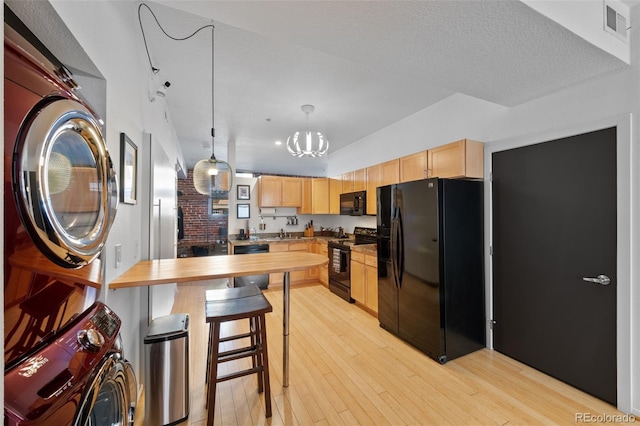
xmin=350 ymin=251 xmax=378 ymax=314
xmin=318 ymin=241 xmax=328 ymax=287
xmin=268 ymin=241 xmax=319 ymax=286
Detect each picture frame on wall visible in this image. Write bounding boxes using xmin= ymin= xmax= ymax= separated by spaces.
xmin=237 ymin=184 xmax=250 ymax=200
xmin=120 ymin=133 xmax=137 ymax=204
xmin=237 ymin=203 xmax=250 ymax=219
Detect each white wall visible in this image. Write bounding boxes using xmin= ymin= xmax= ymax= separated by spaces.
xmin=328 ymin=8 xmax=639 ymax=415
xmin=50 ymin=0 xmax=183 ymax=387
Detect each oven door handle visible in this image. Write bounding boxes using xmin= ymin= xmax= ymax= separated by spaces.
xmin=340 ymin=249 xmax=348 ymax=272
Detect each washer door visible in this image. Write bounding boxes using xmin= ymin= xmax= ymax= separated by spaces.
xmin=14 ymin=98 xmax=118 ymax=268
xmin=74 ymin=353 xmax=137 ymax=426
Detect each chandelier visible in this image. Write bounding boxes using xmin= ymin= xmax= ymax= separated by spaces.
xmin=286 ymin=104 xmax=329 ymax=157
xmin=193 ymin=23 xmax=233 ymax=197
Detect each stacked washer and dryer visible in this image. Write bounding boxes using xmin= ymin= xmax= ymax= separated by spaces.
xmin=4 ymin=6 xmax=137 ymax=425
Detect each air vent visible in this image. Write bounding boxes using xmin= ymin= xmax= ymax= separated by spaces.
xmin=604 ymin=0 xmax=629 ymax=43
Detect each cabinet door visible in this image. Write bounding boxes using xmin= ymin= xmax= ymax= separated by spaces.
xmin=329 ymin=178 xmax=341 ymax=214
xmin=365 ymin=263 xmax=378 ymax=313
xmin=298 ymin=178 xmax=312 ymax=214
xmin=259 ymin=176 xmax=281 ymax=207
xmin=281 ymin=177 xmax=302 ymax=207
xmin=400 ymin=151 xmax=428 ymax=182
xmin=296 ymin=178 xmax=313 ymax=214
xmin=268 ymin=242 xmax=289 ymax=285
xmin=305 ymin=241 xmax=320 ymax=280
xmin=311 ymin=178 xmax=330 ymax=214
xmin=342 ymin=171 xmax=354 ymax=194
xmin=366 ymin=164 xmax=381 ymax=216
xmin=428 ymin=139 xmax=483 ymax=179
xmin=289 ymin=242 xmax=308 ymax=282
xmin=380 ymin=159 xmax=400 ymax=186
xmin=351 ymin=259 xmax=366 ymax=302
xmin=353 ymin=168 xmax=366 ymax=191
xmin=319 ymin=242 xmax=329 ymax=286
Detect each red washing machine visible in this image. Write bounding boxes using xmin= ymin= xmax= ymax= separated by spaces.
xmin=4 ymin=6 xmax=136 ymax=425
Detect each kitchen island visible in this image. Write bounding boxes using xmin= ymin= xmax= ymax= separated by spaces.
xmin=110 ymin=251 xmax=327 ymax=386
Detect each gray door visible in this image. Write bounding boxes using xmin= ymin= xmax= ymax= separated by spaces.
xmin=492 ymin=127 xmax=617 ymax=404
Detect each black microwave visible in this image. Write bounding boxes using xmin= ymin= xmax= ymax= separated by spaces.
xmin=340 ymin=191 xmax=366 ymax=216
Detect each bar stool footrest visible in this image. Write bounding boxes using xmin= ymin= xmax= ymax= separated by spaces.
xmin=216 ymin=366 xmax=264 ymax=384
xmin=218 ymin=346 xmax=258 ymax=363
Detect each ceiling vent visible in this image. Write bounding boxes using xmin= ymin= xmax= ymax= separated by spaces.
xmin=604 ymin=0 xmax=629 ymax=43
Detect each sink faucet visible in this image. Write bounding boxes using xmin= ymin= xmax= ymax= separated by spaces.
xmin=279 ymin=228 xmax=285 ymax=239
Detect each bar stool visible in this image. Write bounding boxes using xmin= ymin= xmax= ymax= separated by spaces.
xmin=205 ymin=289 xmax=272 ymax=426
xmin=204 ymin=285 xmax=263 ymax=382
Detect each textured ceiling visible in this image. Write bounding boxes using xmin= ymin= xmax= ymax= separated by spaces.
xmin=141 ymin=1 xmax=628 ymax=175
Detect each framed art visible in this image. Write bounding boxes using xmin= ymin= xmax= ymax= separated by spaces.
xmin=237 ymin=203 xmax=250 ymax=219
xmin=237 ymin=184 xmax=250 ymax=200
xmin=120 ymin=133 xmax=137 ymax=204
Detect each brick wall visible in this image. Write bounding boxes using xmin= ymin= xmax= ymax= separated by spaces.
xmin=177 ymin=169 xmax=228 ymax=257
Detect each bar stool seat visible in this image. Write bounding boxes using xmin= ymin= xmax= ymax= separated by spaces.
xmin=205 ymin=288 xmax=272 ymax=425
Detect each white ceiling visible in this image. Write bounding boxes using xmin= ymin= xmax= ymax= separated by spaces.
xmin=141 ymin=0 xmax=628 ymax=176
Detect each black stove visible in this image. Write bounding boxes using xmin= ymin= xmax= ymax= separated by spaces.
xmin=328 ymin=227 xmax=377 ymax=250
xmin=328 ymin=227 xmax=377 ymax=302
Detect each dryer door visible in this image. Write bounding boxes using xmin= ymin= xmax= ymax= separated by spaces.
xmin=74 ymin=353 xmax=137 ymax=426
xmin=14 ymin=98 xmax=118 ymax=268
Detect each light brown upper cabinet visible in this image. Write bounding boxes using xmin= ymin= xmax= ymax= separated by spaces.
xmin=399 ymin=151 xmax=429 ymax=183
xmin=298 ymin=178 xmax=313 ymax=214
xmin=341 ymin=168 xmax=366 ymax=193
xmin=281 ymin=177 xmax=303 ymax=206
xmin=311 ymin=178 xmax=330 ymax=214
xmin=428 ymin=139 xmax=484 ymax=179
xmin=258 ymin=175 xmax=281 ymax=207
xmin=366 ymin=164 xmax=381 ymax=215
xmin=341 ymin=171 xmax=355 ymax=194
xmin=353 ymin=168 xmax=366 ymax=191
xmin=380 ymin=159 xmax=400 ymax=187
xmin=294 ymin=177 xmax=332 ymax=214
xmin=329 ymin=178 xmax=341 ymax=214
xmin=258 ymin=175 xmax=302 ymax=207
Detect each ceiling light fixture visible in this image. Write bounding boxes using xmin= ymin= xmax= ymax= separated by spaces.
xmin=286 ymin=104 xmax=329 ymax=157
xmin=193 ymin=23 xmax=233 ymax=198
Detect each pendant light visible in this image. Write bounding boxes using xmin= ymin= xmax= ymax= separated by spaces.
xmin=286 ymin=104 xmax=329 ymax=157
xmin=193 ymin=23 xmax=233 ymax=197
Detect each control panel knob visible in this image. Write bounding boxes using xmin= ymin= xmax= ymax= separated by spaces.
xmin=77 ymin=329 xmax=105 ymax=352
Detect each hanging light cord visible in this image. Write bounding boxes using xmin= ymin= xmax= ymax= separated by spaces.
xmin=138 ymin=2 xmax=218 ymax=159
xmin=210 ymin=23 xmax=216 ymax=160
xmin=138 ymin=3 xmax=214 ymax=74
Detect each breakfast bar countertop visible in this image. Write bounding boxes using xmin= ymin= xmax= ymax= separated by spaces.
xmin=109 ymin=251 xmax=328 ymax=289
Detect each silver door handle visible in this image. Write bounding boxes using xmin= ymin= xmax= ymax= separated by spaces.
xmin=582 ymin=275 xmax=611 ymax=286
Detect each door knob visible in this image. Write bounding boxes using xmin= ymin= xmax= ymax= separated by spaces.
xmin=582 ymin=274 xmax=611 ymax=286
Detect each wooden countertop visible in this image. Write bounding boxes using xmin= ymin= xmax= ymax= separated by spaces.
xmin=110 ymin=252 xmax=328 ymax=289
xmin=229 ymin=236 xmax=335 ymax=247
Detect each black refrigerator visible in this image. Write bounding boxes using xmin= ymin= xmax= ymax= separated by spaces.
xmin=377 ymin=178 xmax=485 ymax=364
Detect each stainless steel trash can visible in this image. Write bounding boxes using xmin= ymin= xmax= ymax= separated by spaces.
xmin=144 ymin=313 xmax=189 ymax=426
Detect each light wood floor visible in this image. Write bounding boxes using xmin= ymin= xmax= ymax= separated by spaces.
xmin=135 ymin=281 xmax=625 ymax=425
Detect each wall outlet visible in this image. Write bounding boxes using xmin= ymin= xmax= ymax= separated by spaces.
xmin=115 ymin=244 xmax=122 ymax=268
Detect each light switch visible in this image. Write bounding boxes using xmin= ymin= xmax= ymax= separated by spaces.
xmin=115 ymin=244 xmax=122 ymax=268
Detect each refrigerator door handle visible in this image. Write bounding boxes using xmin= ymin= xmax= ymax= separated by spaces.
xmin=397 ymin=209 xmax=404 ymax=287
xmin=391 ymin=216 xmax=399 ymax=288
